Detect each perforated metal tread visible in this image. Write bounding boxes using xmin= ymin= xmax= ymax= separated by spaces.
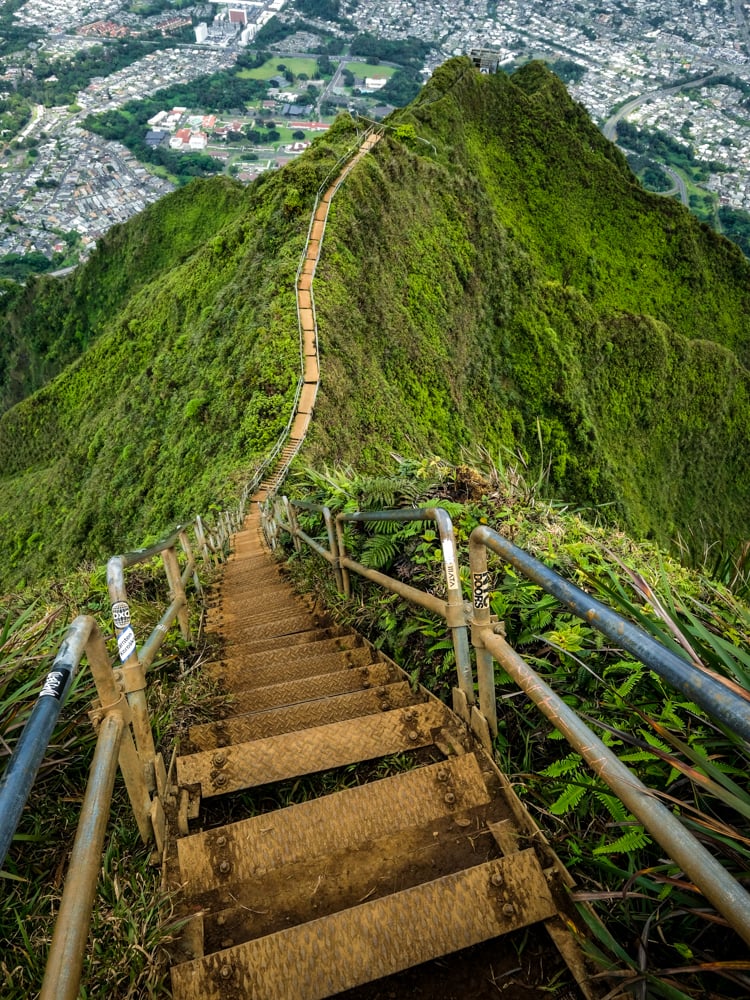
xmin=176 ymin=701 xmax=449 ymax=797
xmin=201 ymin=803 xmax=509 ymax=951
xmin=222 ymin=613 xmax=321 ymax=640
xmin=187 ymin=681 xmax=418 ymax=749
xmin=220 ymin=625 xmax=348 ymax=655
xmin=171 ymin=850 xmax=556 ymax=1000
xmin=177 ymin=753 xmax=490 ymax=895
xmin=207 ymin=645 xmax=377 ymax=689
xmin=220 ymin=662 xmax=398 ymax=715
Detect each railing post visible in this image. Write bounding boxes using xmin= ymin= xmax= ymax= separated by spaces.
xmin=39 ymin=712 xmax=125 ymax=1000
xmin=322 ymin=506 xmax=344 ymax=592
xmin=335 ymin=514 xmax=352 ymax=598
xmin=179 ymin=529 xmax=202 ymax=597
xmin=84 ymin=622 xmax=152 ymax=843
xmin=285 ymin=497 xmax=302 ymax=554
xmin=431 ymin=509 xmax=475 ymax=708
xmin=467 ymin=535 xmax=498 ymax=738
xmin=194 ymin=515 xmax=211 ymax=563
xmin=107 ymin=557 xmax=157 ymax=791
xmin=161 ymin=545 xmax=191 ymax=642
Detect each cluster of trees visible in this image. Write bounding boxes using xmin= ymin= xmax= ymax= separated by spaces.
xmin=0 ymin=251 xmax=61 ymax=280
xmin=547 ymin=59 xmax=586 ymax=85
xmin=0 ymin=94 xmax=31 ymax=140
xmin=719 ymin=205 xmax=750 ymax=258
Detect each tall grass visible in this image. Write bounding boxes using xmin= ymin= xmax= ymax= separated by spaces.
xmin=0 ymin=562 xmax=212 ymax=997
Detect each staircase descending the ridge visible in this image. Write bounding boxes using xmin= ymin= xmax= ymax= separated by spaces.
xmin=167 ymin=507 xmax=590 ymax=1000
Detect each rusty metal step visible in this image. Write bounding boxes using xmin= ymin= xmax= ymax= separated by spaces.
xmin=222 ymin=662 xmax=398 ymax=715
xmin=207 ymin=646 xmax=377 ymax=689
xmin=176 ymin=701 xmax=450 ymax=798
xmin=200 ymin=801 xmax=509 ymax=952
xmin=177 ymin=754 xmax=490 ymax=896
xmin=218 ymin=625 xmax=351 ymax=656
xmin=221 ymin=614 xmax=323 ymax=641
xmin=171 ymin=850 xmax=557 ymax=1000
xmin=206 ymin=603 xmax=311 ymax=629
xmin=188 ymin=681 xmax=419 ymax=749
xmin=205 ymin=635 xmax=363 ymax=679
xmin=219 ymin=632 xmax=363 ymax=670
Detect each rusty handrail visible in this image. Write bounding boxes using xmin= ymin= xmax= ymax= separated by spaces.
xmin=1 ymin=615 xmax=153 ymax=998
xmin=266 ymin=500 xmax=750 ymax=947
xmin=271 ymin=499 xmax=475 ymax=707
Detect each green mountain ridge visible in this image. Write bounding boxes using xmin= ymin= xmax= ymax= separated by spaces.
xmin=0 ymin=57 xmax=748 ymax=589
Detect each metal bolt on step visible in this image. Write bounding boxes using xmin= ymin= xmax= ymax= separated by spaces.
xmin=219 ymin=860 xmax=231 ymax=874
xmin=444 ymin=792 xmax=456 ymax=804
xmin=216 ymin=835 xmax=227 ymax=847
xmin=408 ymin=730 xmax=419 ymax=741
xmin=436 ymin=769 xmax=448 ymax=781
xmin=220 ymin=965 xmax=233 ymax=980
xmin=213 ymin=754 xmax=226 ymax=767
xmin=503 ymin=903 xmax=515 ymax=916
xmin=491 ymin=872 xmax=503 ymax=887
xmin=214 ymin=774 xmax=227 ymax=787
xmin=216 ymin=914 xmax=226 ymax=926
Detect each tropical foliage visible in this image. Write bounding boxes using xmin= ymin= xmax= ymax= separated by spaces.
xmin=1 ymin=60 xmax=749 ymax=589
xmin=279 ymin=455 xmax=750 ymax=999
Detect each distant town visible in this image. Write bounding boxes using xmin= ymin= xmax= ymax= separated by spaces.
xmin=1 ymin=0 xmax=749 ymax=271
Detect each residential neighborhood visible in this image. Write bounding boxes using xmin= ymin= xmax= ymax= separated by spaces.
xmin=1 ymin=0 xmax=750 ymax=267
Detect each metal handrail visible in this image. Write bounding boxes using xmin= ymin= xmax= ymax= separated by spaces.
xmin=265 ymin=499 xmax=750 ymax=947
xmin=268 ymin=499 xmax=474 ymax=705
xmin=467 ymin=526 xmax=750 ymax=744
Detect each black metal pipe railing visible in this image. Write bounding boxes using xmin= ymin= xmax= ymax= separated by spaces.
xmin=469 ymin=526 xmax=750 ymax=745
xmin=0 ymin=617 xmax=93 ymax=869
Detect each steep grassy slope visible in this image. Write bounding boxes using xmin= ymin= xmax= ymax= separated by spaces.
xmin=0 ymin=179 xmax=244 ymax=413
xmin=0 ymin=59 xmax=748 ymax=589
xmin=309 ymin=59 xmax=750 ymax=550
xmin=0 ymin=121 xmax=362 ymax=586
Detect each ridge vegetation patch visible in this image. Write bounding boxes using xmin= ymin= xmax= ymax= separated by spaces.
xmin=0 ymin=59 xmax=748 ymax=587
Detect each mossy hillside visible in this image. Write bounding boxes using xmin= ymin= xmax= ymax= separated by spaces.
xmin=2 ymin=60 xmax=750 ymax=586
xmin=0 ymin=120 xmax=363 ymax=587
xmin=0 ymin=178 xmax=245 ymax=414
xmin=306 ymin=59 xmax=750 ymax=550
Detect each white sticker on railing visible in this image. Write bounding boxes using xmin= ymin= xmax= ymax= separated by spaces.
xmin=111 ymin=601 xmax=131 ymax=629
xmin=117 ymin=625 xmax=136 ymax=662
xmin=39 ymin=668 xmax=70 ymax=700
xmin=442 ymin=538 xmax=458 ymax=591
xmin=473 ymin=571 xmax=491 ymax=609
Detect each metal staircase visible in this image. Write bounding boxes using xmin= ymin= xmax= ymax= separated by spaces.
xmin=168 ymin=506 xmax=584 ymax=999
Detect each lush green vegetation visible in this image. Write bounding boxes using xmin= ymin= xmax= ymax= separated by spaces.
xmin=1 ymin=57 xmax=749 ymax=586
xmin=309 ymin=60 xmax=750 ymax=560
xmin=279 ymin=457 xmax=750 ymax=999
xmin=719 ymin=204 xmax=750 ymax=258
xmin=0 ymin=118 xmax=364 ymax=587
xmin=0 ymin=178 xmax=244 ymax=414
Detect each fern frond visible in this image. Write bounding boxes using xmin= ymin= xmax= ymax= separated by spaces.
xmin=360 ymin=533 xmax=398 ymax=569
xmin=540 ymin=753 xmax=582 ymax=778
xmin=594 ymin=792 xmax=629 ymax=823
xmin=593 ymin=826 xmax=651 ymax=855
xmin=549 ymin=782 xmax=587 ymax=816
